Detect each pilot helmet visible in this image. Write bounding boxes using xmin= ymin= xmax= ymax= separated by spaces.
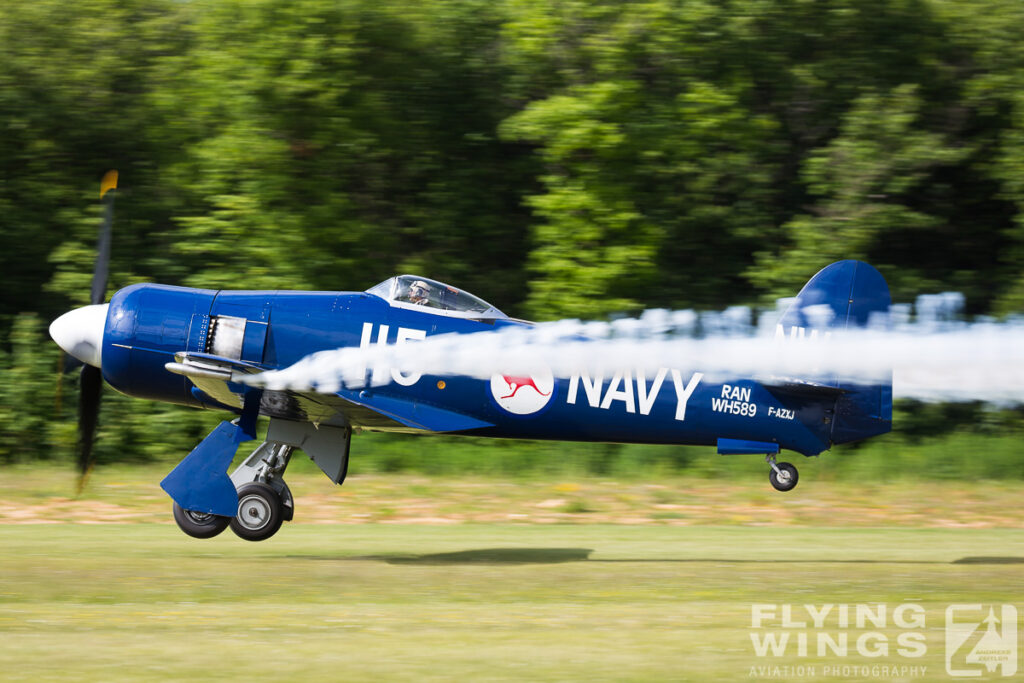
xmin=409 ymin=280 xmax=431 ymax=301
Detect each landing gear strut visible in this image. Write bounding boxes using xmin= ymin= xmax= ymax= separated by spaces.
xmin=168 ymin=418 xmax=351 ymax=541
xmin=767 ymin=454 xmax=799 ymax=492
xmin=227 ymin=442 xmax=295 ymax=542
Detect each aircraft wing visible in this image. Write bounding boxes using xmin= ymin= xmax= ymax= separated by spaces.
xmin=166 ymin=352 xmax=494 ymax=433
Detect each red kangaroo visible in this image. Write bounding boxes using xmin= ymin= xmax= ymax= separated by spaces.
xmin=500 ymin=375 xmax=551 ymax=400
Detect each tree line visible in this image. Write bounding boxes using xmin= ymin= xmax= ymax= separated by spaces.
xmin=2 ymin=0 xmax=1024 ymax=467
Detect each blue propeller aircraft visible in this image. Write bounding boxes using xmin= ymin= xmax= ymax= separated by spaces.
xmin=49 ymin=174 xmax=892 ymax=541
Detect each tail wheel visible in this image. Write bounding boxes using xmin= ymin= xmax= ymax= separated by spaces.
xmin=172 ymin=502 xmax=231 ymax=539
xmin=769 ymin=462 xmax=799 ymax=492
xmin=230 ymin=482 xmax=284 ymax=542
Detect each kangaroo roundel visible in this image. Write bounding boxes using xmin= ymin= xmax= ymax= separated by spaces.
xmin=490 ymin=368 xmax=555 ymax=415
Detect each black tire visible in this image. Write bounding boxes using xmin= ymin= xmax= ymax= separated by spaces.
xmin=230 ymin=482 xmax=284 ymax=542
xmin=172 ymin=502 xmax=231 ymax=539
xmin=769 ymin=462 xmax=799 ymax=492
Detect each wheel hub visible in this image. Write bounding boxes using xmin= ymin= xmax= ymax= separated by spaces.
xmin=236 ymin=494 xmax=272 ymax=530
xmin=186 ymin=510 xmax=214 ymax=524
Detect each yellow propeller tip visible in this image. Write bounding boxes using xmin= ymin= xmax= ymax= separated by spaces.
xmin=100 ymin=170 xmax=118 ymax=199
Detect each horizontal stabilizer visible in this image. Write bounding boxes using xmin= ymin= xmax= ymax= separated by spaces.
xmin=761 ymin=378 xmax=847 ymax=399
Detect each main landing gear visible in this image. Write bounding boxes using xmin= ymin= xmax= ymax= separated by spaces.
xmin=168 ymin=418 xmax=351 ymax=542
xmin=766 ymin=454 xmax=799 ymax=492
xmin=173 ymin=442 xmax=296 ymax=542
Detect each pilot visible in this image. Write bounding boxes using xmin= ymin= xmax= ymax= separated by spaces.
xmin=407 ymin=280 xmax=431 ymax=305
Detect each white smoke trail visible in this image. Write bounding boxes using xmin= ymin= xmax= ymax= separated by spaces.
xmin=240 ymin=294 xmax=1024 ymax=404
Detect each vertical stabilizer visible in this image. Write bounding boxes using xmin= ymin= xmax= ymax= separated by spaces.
xmin=778 ymin=260 xmax=893 ymax=444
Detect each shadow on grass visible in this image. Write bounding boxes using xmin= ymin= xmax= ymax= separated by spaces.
xmin=287 ymin=549 xmax=1024 ymax=566
xmin=374 ymin=548 xmax=595 ymax=565
xmin=952 ymin=556 xmax=1024 ymax=564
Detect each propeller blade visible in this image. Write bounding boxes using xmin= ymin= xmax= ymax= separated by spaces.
xmin=56 ymin=351 xmax=65 ymax=415
xmin=55 ymin=350 xmax=83 ymax=413
xmin=91 ymin=170 xmax=117 ymax=306
xmin=76 ymin=170 xmax=116 ymax=492
xmin=76 ymin=364 xmax=103 ymax=492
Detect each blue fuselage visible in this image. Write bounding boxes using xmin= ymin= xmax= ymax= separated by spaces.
xmin=100 ymin=283 xmax=836 ymax=456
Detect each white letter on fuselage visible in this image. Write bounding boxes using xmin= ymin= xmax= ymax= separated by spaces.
xmin=359 ymin=322 xmax=427 ymax=386
xmin=391 ymin=327 xmax=427 ymax=386
xmin=371 ymin=324 xmax=390 ymax=385
xmin=636 ymin=367 xmax=668 ymax=416
xmin=567 ymin=371 xmax=604 ymax=407
xmin=600 ymin=370 xmax=636 ymax=413
xmin=671 ymin=371 xmax=703 ymax=421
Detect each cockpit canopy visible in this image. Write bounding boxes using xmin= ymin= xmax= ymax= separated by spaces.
xmin=366 ymin=275 xmax=507 ymax=318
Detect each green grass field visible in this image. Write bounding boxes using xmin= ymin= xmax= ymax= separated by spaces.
xmin=1 ymin=512 xmax=1022 ymax=680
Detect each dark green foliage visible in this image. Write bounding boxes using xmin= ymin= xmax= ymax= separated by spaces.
xmin=2 ymin=0 xmax=1024 ymax=475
